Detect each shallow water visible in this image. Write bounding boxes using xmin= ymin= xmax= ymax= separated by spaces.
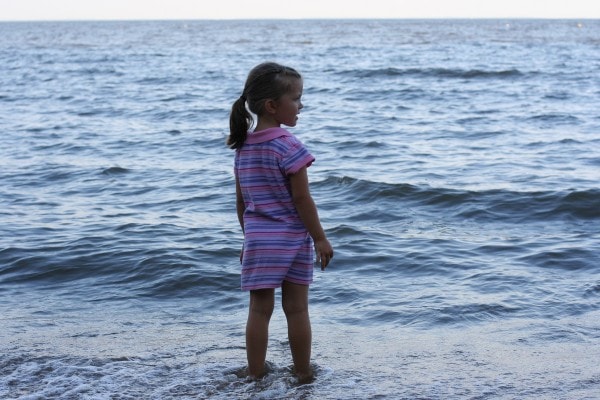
xmin=1 ymin=19 xmax=599 ymax=399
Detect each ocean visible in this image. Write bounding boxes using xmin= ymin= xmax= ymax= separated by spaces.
xmin=0 ymin=19 xmax=599 ymax=399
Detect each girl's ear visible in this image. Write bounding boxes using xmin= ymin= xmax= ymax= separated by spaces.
xmin=264 ymin=99 xmax=278 ymax=114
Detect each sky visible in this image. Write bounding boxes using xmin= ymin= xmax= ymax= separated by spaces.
xmin=1 ymin=0 xmax=599 ymax=21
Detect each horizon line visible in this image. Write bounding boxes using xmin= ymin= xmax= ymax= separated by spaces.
xmin=1 ymin=16 xmax=598 ymax=23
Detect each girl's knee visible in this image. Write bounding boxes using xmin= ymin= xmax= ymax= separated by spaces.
xmin=251 ymin=302 xmax=274 ymax=318
xmin=282 ymin=301 xmax=308 ymax=316
xmin=281 ymin=281 xmax=309 ymax=315
xmin=282 ymin=295 xmax=308 ymax=316
xmin=249 ymin=289 xmax=275 ymax=316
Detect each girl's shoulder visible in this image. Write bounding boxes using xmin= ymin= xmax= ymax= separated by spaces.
xmin=246 ymin=127 xmax=293 ymax=145
xmin=247 ymin=128 xmax=307 ymax=155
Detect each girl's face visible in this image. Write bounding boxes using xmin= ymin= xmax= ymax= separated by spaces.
xmin=273 ymin=78 xmax=304 ymax=127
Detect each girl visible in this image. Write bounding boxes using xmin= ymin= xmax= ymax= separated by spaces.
xmin=228 ymin=62 xmax=334 ymax=382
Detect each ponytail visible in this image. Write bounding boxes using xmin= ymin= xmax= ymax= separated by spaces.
xmin=227 ymin=95 xmax=253 ymax=149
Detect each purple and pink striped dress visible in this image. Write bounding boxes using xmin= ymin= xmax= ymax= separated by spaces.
xmin=235 ymin=127 xmax=315 ymax=291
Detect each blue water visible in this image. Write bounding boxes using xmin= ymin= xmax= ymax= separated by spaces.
xmin=1 ymin=19 xmax=599 ymax=399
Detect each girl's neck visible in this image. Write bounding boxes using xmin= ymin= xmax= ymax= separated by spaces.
xmin=254 ymin=117 xmax=280 ymax=132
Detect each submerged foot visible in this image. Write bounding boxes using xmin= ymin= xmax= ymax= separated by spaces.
xmin=294 ymin=371 xmax=315 ymax=384
xmin=245 ymin=361 xmax=274 ymax=381
xmin=292 ymin=365 xmax=314 ymax=384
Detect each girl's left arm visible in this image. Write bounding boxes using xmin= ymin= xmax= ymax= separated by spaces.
xmin=290 ymin=167 xmax=334 ymax=270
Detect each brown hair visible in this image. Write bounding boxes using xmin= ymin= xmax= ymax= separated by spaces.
xmin=227 ymin=62 xmax=301 ymax=149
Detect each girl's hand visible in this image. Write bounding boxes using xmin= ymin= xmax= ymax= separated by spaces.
xmin=314 ymin=239 xmax=333 ymax=271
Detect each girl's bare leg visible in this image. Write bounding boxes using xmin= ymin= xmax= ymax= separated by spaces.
xmin=281 ymin=281 xmax=313 ymax=381
xmin=246 ymin=288 xmax=275 ymax=378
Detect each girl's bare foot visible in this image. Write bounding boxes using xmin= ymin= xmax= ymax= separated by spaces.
xmin=293 ymin=366 xmax=314 ymax=384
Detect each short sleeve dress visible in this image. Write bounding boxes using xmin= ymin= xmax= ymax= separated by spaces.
xmin=234 ymin=127 xmax=315 ymax=291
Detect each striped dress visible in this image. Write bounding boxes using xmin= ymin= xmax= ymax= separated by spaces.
xmin=235 ymin=127 xmax=315 ymax=291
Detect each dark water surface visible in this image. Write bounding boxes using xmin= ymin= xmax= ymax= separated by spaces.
xmin=1 ymin=19 xmax=599 ymax=399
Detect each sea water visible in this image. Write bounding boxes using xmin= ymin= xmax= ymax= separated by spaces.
xmin=0 ymin=19 xmax=599 ymax=399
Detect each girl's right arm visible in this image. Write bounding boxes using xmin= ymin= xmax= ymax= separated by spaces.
xmin=290 ymin=167 xmax=334 ymax=270
xmin=236 ymin=176 xmax=245 ymax=263
xmin=235 ymin=176 xmax=245 ymax=233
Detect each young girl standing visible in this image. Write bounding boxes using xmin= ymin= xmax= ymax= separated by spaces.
xmin=228 ymin=62 xmax=333 ymax=382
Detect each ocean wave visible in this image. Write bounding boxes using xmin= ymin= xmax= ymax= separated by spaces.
xmin=330 ymin=296 xmax=524 ymax=328
xmin=0 ymin=236 xmax=241 ymax=299
xmin=339 ymin=67 xmax=525 ymax=80
xmin=526 ymin=113 xmax=581 ymax=124
xmin=316 ymin=176 xmax=600 ymax=222
xmin=518 ymin=247 xmax=599 ymax=271
xmin=584 ymin=283 xmax=600 ymax=298
xmin=101 ymin=166 xmax=131 ymax=175
xmin=0 ymin=351 xmax=322 ymax=400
